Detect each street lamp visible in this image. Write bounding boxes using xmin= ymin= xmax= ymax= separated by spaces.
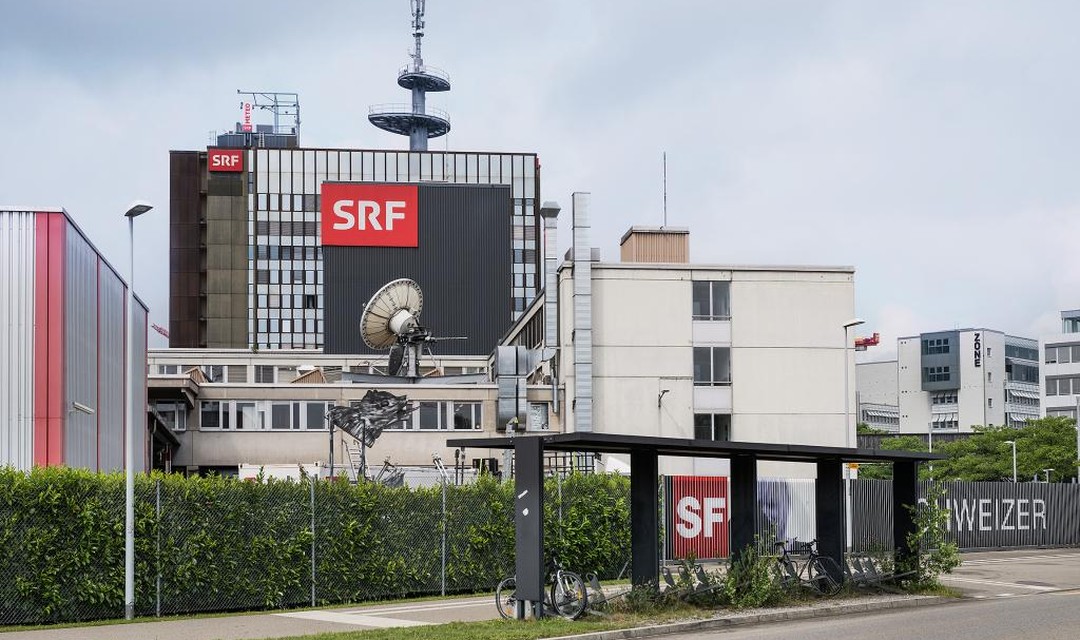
xmin=124 ymin=200 xmax=152 ymax=620
xmin=1003 ymin=439 xmax=1017 ymax=483
xmin=1043 ymin=468 xmax=1054 ymax=483
xmin=841 ymin=318 xmax=864 ymax=551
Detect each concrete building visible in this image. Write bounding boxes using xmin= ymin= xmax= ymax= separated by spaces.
xmin=150 ymin=197 xmax=859 ymax=480
xmin=1040 ymin=309 xmax=1080 ymax=419
xmin=0 ymin=207 xmax=152 ymax=472
xmin=855 ymin=359 xmax=900 ymax=432
xmin=897 ymin=329 xmax=1039 ymax=434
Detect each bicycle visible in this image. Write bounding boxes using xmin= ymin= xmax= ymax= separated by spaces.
xmin=773 ymin=538 xmax=844 ymax=596
xmin=495 ymin=558 xmax=589 ymax=620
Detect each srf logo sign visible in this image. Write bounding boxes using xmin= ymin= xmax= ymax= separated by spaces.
xmin=668 ymin=476 xmax=729 ymax=559
xmin=320 ymin=183 xmax=419 ymax=247
xmin=208 ymin=149 xmax=244 ymax=172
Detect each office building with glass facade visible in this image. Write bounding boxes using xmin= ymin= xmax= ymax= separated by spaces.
xmin=169 ymin=147 xmax=540 ymax=352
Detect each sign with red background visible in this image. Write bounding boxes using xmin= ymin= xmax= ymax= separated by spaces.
xmin=208 ymin=148 xmax=244 ymax=172
xmin=668 ymin=476 xmax=729 ymax=559
xmin=320 ymin=183 xmax=419 ymax=247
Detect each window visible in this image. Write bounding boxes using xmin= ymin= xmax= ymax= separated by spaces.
xmin=200 ymin=401 xmax=221 ymax=429
xmin=305 ymin=402 xmax=327 ymax=430
xmin=235 ymin=402 xmax=258 ymax=430
xmin=270 ymin=403 xmax=292 ymax=429
xmin=922 ymin=366 xmax=951 ymax=383
xmin=693 ymin=347 xmax=731 ymax=385
xmin=922 ymin=338 xmax=950 ymax=355
xmin=418 ymin=401 xmax=446 ymax=430
xmin=692 ymin=281 xmax=731 ymax=320
xmin=254 ymin=365 xmax=275 ymax=383
xmin=694 ymin=414 xmax=731 ymax=441
xmin=988 ymin=398 xmax=993 ymax=408
xmin=452 ymin=402 xmax=482 ymax=430
xmin=987 ymin=372 xmax=993 ymax=383
xmin=931 ymin=392 xmax=957 ymax=405
xmin=158 ymin=365 xmax=179 ymax=375
xmin=155 ymin=401 xmax=187 ymax=431
xmin=202 ymin=365 xmax=225 ymax=382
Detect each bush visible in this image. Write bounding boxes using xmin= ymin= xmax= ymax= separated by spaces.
xmin=721 ymin=538 xmax=784 ymax=609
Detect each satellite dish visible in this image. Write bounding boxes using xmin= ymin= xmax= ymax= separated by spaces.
xmin=360 ymin=278 xmax=424 ymax=349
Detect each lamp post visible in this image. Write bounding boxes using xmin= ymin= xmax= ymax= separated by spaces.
xmin=1043 ymin=468 xmax=1054 ymax=483
xmin=1003 ymin=439 xmax=1017 ymax=483
xmin=842 ymin=318 xmax=864 ymax=551
xmin=124 ymin=201 xmax=152 ymax=620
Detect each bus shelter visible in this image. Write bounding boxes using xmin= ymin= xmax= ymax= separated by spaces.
xmin=447 ymin=432 xmax=942 ymax=618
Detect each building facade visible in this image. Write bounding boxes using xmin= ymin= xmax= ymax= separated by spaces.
xmin=854 ymin=360 xmax=900 ymax=432
xmin=1040 ymin=309 xmax=1080 ymax=419
xmin=169 ymin=146 xmax=540 ymax=352
xmin=897 ymin=329 xmax=1039 ymax=434
xmin=1 ymin=208 xmax=149 ymax=472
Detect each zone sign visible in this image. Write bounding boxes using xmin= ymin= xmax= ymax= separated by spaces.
xmin=208 ymin=148 xmax=244 ymax=172
xmin=320 ymin=183 xmax=419 ymax=247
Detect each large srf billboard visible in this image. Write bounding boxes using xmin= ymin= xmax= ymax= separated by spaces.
xmin=320 ymin=183 xmax=419 ymax=248
xmin=667 ymin=476 xmax=729 ymax=559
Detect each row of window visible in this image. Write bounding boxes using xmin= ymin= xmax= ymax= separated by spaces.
xmin=691 ymin=281 xmax=731 ymax=321
xmin=186 ymin=400 xmax=485 ymax=431
xmin=1006 ymin=362 xmax=1040 ymax=384
xmin=254 ymin=244 xmax=322 ymax=261
xmin=693 ymin=347 xmax=732 ymax=385
xmin=1005 ymin=344 xmax=1039 ymax=361
xmin=930 ymin=419 xmax=959 ymax=431
xmin=253 ymin=219 xmax=320 ymax=236
xmin=254 ymin=270 xmax=320 ymax=285
xmin=1046 ymin=376 xmax=1080 ymax=396
xmin=1045 ymin=344 xmax=1080 ymax=364
xmin=931 ymin=392 xmax=957 ymax=405
xmin=922 ymin=338 xmax=950 ymax=355
xmin=923 ymin=366 xmax=951 ymax=383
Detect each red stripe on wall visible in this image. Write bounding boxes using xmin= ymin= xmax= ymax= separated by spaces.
xmin=46 ymin=214 xmax=65 ymax=466
xmin=32 ymin=215 xmax=50 ymax=466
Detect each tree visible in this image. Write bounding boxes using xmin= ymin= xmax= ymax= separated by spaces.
xmin=857 ymin=435 xmax=928 ymax=480
xmin=932 ymin=417 xmax=1079 ymax=482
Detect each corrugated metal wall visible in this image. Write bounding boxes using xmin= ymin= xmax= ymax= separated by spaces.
xmin=98 ymin=263 xmax=126 ymax=471
xmin=64 ymin=224 xmax=100 ymax=470
xmin=0 ymin=211 xmax=36 ymax=470
xmin=323 ymin=183 xmax=512 ymax=355
xmin=131 ymin=298 xmax=148 ymax=473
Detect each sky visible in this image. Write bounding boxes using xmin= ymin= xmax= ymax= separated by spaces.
xmin=2 ymin=0 xmax=1079 ymax=358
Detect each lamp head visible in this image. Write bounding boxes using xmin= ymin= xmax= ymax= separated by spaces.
xmin=124 ymin=201 xmax=154 ymax=218
xmin=843 ymin=318 xmax=866 ymax=329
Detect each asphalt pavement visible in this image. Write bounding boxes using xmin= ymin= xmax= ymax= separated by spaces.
xmin=2 ymin=549 xmax=1078 ymax=640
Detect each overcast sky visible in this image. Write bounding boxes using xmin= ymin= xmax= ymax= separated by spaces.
xmin=2 ymin=0 xmax=1078 ymax=357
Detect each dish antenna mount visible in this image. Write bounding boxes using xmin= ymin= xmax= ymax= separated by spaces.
xmin=360 ymin=278 xmax=464 ymax=377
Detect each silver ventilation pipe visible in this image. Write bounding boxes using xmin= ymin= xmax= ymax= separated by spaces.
xmin=571 ymin=192 xmax=593 ymax=432
xmin=539 ymin=201 xmax=561 ymax=415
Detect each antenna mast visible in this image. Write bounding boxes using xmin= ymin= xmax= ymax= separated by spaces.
xmin=369 ymin=0 xmax=451 ymax=150
xmin=662 ymin=152 xmax=668 ymax=227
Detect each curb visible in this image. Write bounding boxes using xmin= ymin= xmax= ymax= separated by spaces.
xmin=546 ymin=595 xmax=955 ymax=640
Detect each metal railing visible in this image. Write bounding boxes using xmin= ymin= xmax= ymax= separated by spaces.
xmin=368 ymin=103 xmax=450 ymax=121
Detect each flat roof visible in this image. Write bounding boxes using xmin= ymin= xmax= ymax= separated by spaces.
xmin=447 ymin=432 xmax=943 ymax=463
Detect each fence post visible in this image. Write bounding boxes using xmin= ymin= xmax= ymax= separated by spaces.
xmin=310 ymin=476 xmax=316 ymax=607
xmin=156 ymin=479 xmax=161 ymax=618
xmin=441 ymin=476 xmax=447 ymax=597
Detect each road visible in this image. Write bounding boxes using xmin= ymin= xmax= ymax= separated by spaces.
xmin=672 ymin=589 xmax=1080 ymax=639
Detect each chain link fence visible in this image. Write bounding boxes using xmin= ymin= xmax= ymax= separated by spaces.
xmin=0 ymin=469 xmax=629 ymax=626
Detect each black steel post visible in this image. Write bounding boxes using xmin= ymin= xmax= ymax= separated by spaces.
xmin=893 ymin=460 xmax=919 ymax=570
xmin=730 ymin=454 xmax=758 ymax=561
xmin=514 ymin=436 xmax=545 ymax=618
xmin=815 ymin=460 xmax=846 ymax=582
xmin=630 ymin=449 xmax=659 ymax=587
xmin=328 ymin=418 xmax=335 ymax=479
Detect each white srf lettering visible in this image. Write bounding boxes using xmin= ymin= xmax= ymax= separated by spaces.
xmin=332 ymin=200 xmax=355 ymax=230
xmin=360 ymin=201 xmax=382 ymax=230
xmin=385 ymin=200 xmax=406 ymax=230
xmin=979 ymin=499 xmax=992 ymax=531
xmin=703 ymin=498 xmax=726 ymax=538
xmin=1033 ymin=499 xmax=1046 ymax=530
xmin=675 ymin=497 xmax=701 ymax=538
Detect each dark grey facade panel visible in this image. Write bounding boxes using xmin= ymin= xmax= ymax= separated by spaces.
xmin=920 ymin=330 xmax=960 ymax=391
xmin=324 ymin=184 xmax=511 ymax=355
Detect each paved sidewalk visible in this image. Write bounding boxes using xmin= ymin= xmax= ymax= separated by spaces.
xmin=3 ymin=549 xmax=1078 ymax=640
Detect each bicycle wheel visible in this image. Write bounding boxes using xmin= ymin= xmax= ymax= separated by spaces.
xmin=549 ymin=570 xmax=589 ymax=620
xmin=807 ymin=558 xmax=843 ymax=596
xmin=495 ymin=576 xmax=518 ymax=619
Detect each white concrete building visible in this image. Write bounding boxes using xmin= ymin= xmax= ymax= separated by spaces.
xmin=1040 ymin=309 xmax=1080 ymax=419
xmin=148 ymin=199 xmax=857 ymax=480
xmin=855 ymin=360 xmax=900 ymax=432
xmin=897 ymin=329 xmax=1039 ymax=435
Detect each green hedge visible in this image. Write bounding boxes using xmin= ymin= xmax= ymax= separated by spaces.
xmin=0 ymin=467 xmax=630 ymax=625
